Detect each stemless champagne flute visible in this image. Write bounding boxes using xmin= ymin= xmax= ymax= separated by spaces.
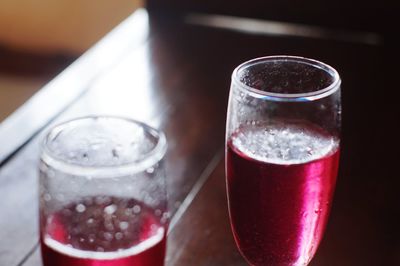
xmin=225 ymin=56 xmax=341 ymax=266
xmin=39 ymin=116 xmax=168 ymax=266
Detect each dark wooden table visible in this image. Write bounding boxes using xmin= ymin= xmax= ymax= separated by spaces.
xmin=0 ymin=8 xmax=397 ymax=266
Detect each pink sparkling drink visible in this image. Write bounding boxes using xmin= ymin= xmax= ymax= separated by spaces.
xmin=41 ymin=197 xmax=167 ymax=266
xmin=39 ymin=117 xmax=169 ymax=266
xmin=225 ymin=56 xmax=341 ymax=265
xmin=226 ymin=122 xmax=339 ymax=265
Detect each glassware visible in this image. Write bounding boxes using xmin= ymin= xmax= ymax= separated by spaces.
xmin=225 ymin=56 xmax=341 ymax=266
xmin=39 ymin=116 xmax=168 ymax=266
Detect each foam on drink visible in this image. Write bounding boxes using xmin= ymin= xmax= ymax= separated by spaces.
xmin=231 ymin=120 xmax=338 ymax=165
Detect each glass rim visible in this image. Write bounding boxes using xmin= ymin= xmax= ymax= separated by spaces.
xmin=40 ymin=115 xmax=167 ymax=178
xmin=232 ymin=55 xmax=341 ymax=102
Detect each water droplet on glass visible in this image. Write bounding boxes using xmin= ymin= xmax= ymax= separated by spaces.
xmin=104 ymin=232 xmax=113 ymax=241
xmin=119 ymin=221 xmax=129 ymax=230
xmin=88 ymin=234 xmax=95 ymax=243
xmin=76 ymin=204 xmax=86 ymax=213
xmin=133 ymin=205 xmax=141 ymax=214
xmin=146 ymin=167 xmax=155 ymax=174
xmin=115 ymin=232 xmax=123 ymax=240
xmin=104 ymin=204 xmax=117 ymax=215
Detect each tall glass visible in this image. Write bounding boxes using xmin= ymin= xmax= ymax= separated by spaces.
xmin=39 ymin=116 xmax=168 ymax=266
xmin=225 ymin=56 xmax=341 ymax=266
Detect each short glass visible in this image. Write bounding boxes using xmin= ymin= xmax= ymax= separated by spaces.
xmin=225 ymin=56 xmax=341 ymax=265
xmin=39 ymin=116 xmax=168 ymax=266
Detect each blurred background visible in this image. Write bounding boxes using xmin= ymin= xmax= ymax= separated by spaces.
xmin=0 ymin=0 xmax=392 ymax=121
xmin=0 ymin=0 xmax=143 ymax=120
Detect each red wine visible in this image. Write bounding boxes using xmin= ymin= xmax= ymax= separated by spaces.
xmin=226 ymin=121 xmax=339 ymax=266
xmin=41 ymin=196 xmax=168 ymax=266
